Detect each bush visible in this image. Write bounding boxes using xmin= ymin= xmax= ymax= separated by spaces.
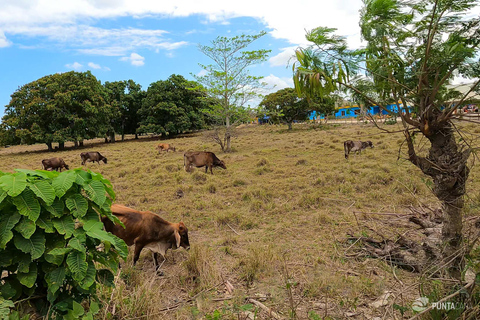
xmin=0 ymin=168 xmax=127 ymax=319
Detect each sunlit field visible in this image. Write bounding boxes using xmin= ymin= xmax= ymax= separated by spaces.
xmin=1 ymin=121 xmax=479 ymax=319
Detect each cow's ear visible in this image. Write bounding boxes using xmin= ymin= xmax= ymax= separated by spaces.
xmin=179 ymin=222 xmax=185 ymax=231
xmin=174 ymin=229 xmax=181 ymax=248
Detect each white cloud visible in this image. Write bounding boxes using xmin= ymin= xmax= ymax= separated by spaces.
xmin=196 ymin=69 xmax=208 ymax=77
xmin=88 ymin=62 xmax=101 ymax=69
xmin=120 ymin=52 xmax=145 ymax=66
xmin=269 ymin=46 xmax=297 ymax=67
xmin=0 ymin=0 xmax=365 ymax=52
xmin=65 ymin=62 xmax=83 ymax=70
xmin=0 ymin=31 xmax=11 ymax=47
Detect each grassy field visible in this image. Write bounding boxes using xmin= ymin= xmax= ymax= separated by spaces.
xmin=1 ymin=122 xmax=479 ymax=319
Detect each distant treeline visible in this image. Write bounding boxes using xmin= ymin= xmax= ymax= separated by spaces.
xmin=0 ymin=71 xmax=220 ymax=150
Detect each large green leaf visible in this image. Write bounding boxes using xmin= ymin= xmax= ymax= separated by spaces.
xmin=96 ymin=269 xmax=115 ymax=287
xmin=83 ymin=220 xmax=115 ymax=244
xmin=17 ymin=263 xmax=37 ymax=288
xmin=112 ymin=235 xmax=128 ymax=260
xmin=0 ymin=297 xmax=14 ymax=319
xmin=91 ymin=171 xmax=115 ymax=201
xmin=16 ymin=253 xmax=32 ymax=273
xmin=36 ymin=210 xmax=55 ymax=233
xmin=28 ymin=180 xmax=56 ymax=206
xmin=14 ymin=216 xmax=36 ymax=239
xmin=68 ymin=237 xmax=85 ymax=253
xmin=13 ymin=230 xmax=45 ymax=259
xmin=79 ymin=262 xmax=96 ymax=290
xmin=46 ymin=266 xmax=66 ymax=295
xmin=12 ymin=189 xmax=41 ymax=222
xmin=52 ymin=171 xmax=76 ymax=197
xmin=74 ymin=170 xmax=91 ymax=186
xmin=83 ymin=180 xmax=106 ymax=206
xmin=0 ymin=187 xmax=7 ymax=205
xmin=15 ymin=168 xmax=56 ymax=179
xmin=48 ymin=247 xmax=72 ymax=256
xmin=66 ymin=251 xmax=88 ymax=282
xmin=53 ymin=215 xmax=75 ymax=238
xmin=0 ymin=211 xmax=21 ymax=249
xmin=0 ymin=277 xmax=22 ymax=300
xmin=45 ymin=198 xmax=65 ymax=217
xmin=65 ymin=194 xmax=88 ymax=218
xmin=0 ymin=172 xmax=27 ymax=197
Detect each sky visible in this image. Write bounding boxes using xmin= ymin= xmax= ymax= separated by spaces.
xmin=0 ymin=0 xmax=478 ymax=119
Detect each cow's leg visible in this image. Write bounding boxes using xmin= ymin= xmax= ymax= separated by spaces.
xmin=210 ymin=165 xmax=213 ymax=174
xmin=133 ymin=241 xmax=145 ymax=266
xmin=153 ymin=253 xmax=166 ymax=275
xmin=205 ymin=166 xmax=208 ymax=173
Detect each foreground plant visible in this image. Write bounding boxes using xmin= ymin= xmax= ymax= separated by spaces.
xmin=0 ymin=168 xmax=127 ymax=319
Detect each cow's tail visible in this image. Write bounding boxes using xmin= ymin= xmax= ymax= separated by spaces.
xmin=344 ymin=141 xmax=349 ymax=160
xmin=183 ymin=153 xmax=186 ymax=172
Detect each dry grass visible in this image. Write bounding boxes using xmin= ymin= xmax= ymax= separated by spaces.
xmin=1 ymin=122 xmax=480 ymax=319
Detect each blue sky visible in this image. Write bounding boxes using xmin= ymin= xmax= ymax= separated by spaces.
xmin=1 ymin=0 xmax=478 ymax=119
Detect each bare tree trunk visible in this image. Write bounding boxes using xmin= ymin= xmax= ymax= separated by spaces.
xmin=405 ymin=123 xmax=470 ymax=279
xmin=79 ymin=140 xmax=84 ymax=147
xmin=288 ymin=122 xmax=292 ymax=130
xmin=58 ymin=142 xmax=65 ymax=150
xmin=46 ymin=142 xmax=53 ymax=151
xmin=225 ymin=116 xmax=231 ymax=152
xmin=74 ymin=141 xmax=78 ymax=148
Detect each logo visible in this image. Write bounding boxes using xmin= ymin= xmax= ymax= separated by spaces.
xmin=412 ymin=297 xmax=429 ymax=312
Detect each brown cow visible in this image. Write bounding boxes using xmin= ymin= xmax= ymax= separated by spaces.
xmin=156 ymin=143 xmax=176 ymax=152
xmin=102 ymin=204 xmax=190 ymax=271
xmin=184 ymin=151 xmax=226 ymax=174
xmin=42 ymin=157 xmax=69 ymax=171
xmin=80 ymin=152 xmax=107 ymax=165
xmin=344 ymin=140 xmax=374 ymax=159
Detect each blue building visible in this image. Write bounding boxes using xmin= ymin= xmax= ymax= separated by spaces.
xmin=309 ymin=103 xmax=411 ymax=120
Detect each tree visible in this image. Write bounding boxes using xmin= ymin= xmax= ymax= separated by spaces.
xmin=294 ymin=0 xmax=480 ymax=278
xmin=1 ymin=71 xmax=112 ymax=151
xmin=194 ymin=32 xmax=271 ymax=152
xmin=259 ymin=88 xmax=311 ymax=129
xmin=104 ymin=80 xmax=145 ymax=141
xmin=137 ymin=74 xmax=211 ymax=137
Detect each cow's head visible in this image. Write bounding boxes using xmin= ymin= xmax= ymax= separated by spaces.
xmin=216 ymin=160 xmax=227 ymax=170
xmin=366 ymin=141 xmax=374 ymax=148
xmin=174 ymin=222 xmax=190 ymax=250
xmin=102 ymin=157 xmax=108 ymax=164
xmin=172 ymin=146 xmax=176 ymax=152
xmin=64 ymin=164 xmax=70 ymax=170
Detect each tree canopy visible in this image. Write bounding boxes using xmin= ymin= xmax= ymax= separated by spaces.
xmin=259 ymin=88 xmax=311 ymax=129
xmin=194 ymin=32 xmax=271 ymax=151
xmin=137 ymin=74 xmax=213 ymax=137
xmin=104 ymin=80 xmax=145 ymax=141
xmin=293 ymin=0 xmax=480 ymax=278
xmin=2 ymin=71 xmax=111 ymax=150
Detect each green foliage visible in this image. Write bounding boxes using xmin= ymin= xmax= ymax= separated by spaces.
xmin=0 ymin=168 xmax=126 ymax=319
xmin=1 ymin=71 xmax=112 ymax=150
xmin=137 ymin=74 xmax=212 ymax=136
xmin=259 ymin=88 xmax=312 ymax=129
xmin=103 ymin=80 xmax=145 ymax=140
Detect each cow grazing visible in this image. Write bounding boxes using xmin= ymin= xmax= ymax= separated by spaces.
xmin=80 ymin=152 xmax=107 ymax=165
xmin=102 ymin=204 xmax=190 ymax=271
xmin=156 ymin=143 xmax=176 ymax=152
xmin=42 ymin=157 xmax=69 ymax=172
xmin=184 ymin=151 xmax=226 ymax=174
xmin=344 ymin=140 xmax=374 ymax=159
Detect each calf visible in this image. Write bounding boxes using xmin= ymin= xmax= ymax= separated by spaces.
xmin=156 ymin=143 xmax=176 ymax=152
xmin=80 ymin=152 xmax=107 ymax=165
xmin=42 ymin=157 xmax=69 ymax=171
xmin=102 ymin=204 xmax=190 ymax=271
xmin=344 ymin=140 xmax=374 ymax=159
xmin=184 ymin=151 xmax=226 ymax=174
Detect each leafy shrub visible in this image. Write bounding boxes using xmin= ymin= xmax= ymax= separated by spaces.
xmin=0 ymin=168 xmax=127 ymax=319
